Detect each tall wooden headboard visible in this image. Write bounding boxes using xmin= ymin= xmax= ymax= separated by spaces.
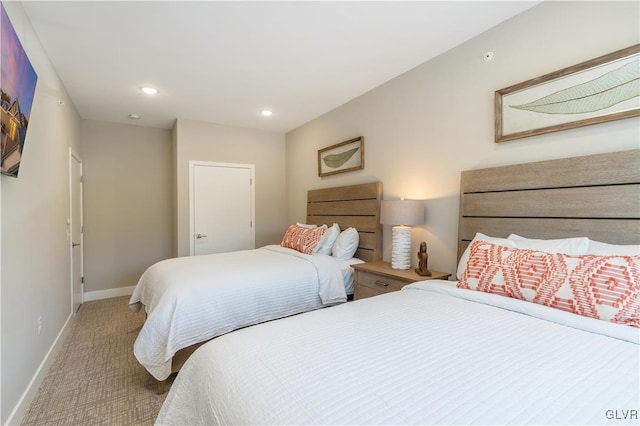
xmin=307 ymin=182 xmax=382 ymax=262
xmin=458 ymin=149 xmax=640 ymax=260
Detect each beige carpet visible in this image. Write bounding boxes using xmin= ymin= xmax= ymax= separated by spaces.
xmin=22 ymin=296 xmax=173 ymax=426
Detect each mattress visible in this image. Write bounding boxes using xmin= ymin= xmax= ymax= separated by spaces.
xmin=129 ymin=245 xmax=349 ymax=380
xmin=156 ymin=281 xmax=640 ymax=425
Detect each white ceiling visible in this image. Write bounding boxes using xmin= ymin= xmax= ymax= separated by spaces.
xmin=22 ymin=1 xmax=539 ymax=133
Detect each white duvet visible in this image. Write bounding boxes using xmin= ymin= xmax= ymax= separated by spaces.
xmin=129 ymin=245 xmax=347 ymax=380
xmin=156 ymin=281 xmax=640 ymax=425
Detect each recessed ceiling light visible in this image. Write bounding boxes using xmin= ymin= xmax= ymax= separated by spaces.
xmin=129 ymin=113 xmax=141 ymax=120
xmin=261 ymin=110 xmax=273 ymax=117
xmin=140 ymin=87 xmax=158 ymax=95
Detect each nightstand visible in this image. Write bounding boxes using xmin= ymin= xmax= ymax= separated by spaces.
xmin=352 ymin=261 xmax=451 ymax=300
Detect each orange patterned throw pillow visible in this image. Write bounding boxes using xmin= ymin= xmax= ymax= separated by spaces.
xmin=458 ymin=240 xmax=640 ymax=328
xmin=281 ymin=224 xmax=328 ymax=255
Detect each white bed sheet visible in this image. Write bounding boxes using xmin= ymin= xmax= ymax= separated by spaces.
xmin=129 ymin=245 xmax=347 ymax=380
xmin=339 ymin=257 xmax=364 ymax=295
xmin=156 ymin=281 xmax=640 ymax=425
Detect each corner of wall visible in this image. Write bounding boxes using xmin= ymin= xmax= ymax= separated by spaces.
xmin=171 ymin=123 xmax=179 ymax=258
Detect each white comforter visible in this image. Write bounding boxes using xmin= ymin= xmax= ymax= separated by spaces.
xmin=156 ymin=281 xmax=640 ymax=425
xmin=129 ymin=245 xmax=347 ymax=380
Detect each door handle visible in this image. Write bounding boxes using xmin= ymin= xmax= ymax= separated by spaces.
xmin=72 ymin=242 xmax=80 ymax=247
xmin=195 ymin=234 xmax=207 ymax=239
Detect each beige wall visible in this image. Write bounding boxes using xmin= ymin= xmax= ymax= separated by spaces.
xmin=285 ymin=1 xmax=640 ymax=276
xmin=80 ymin=121 xmax=173 ymax=293
xmin=174 ymin=118 xmax=287 ymax=257
xmin=1 ymin=3 xmax=82 ymax=423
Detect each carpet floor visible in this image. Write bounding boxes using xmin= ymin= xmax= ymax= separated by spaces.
xmin=21 ymin=296 xmax=173 ymax=426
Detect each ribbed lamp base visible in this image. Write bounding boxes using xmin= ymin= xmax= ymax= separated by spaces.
xmin=390 ymin=225 xmax=412 ymax=269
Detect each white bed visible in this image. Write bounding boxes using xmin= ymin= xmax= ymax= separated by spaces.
xmin=156 ymin=281 xmax=639 ymax=425
xmin=155 ymin=150 xmax=640 ymax=425
xmin=130 ymin=245 xmax=360 ymax=381
xmin=129 ymin=182 xmax=382 ymax=389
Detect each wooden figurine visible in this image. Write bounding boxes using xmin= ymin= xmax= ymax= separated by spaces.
xmin=415 ymin=241 xmax=432 ymax=277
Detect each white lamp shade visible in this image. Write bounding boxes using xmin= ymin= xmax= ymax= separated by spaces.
xmin=380 ymin=199 xmax=424 ymax=226
xmin=381 ymin=199 xmax=425 ymax=269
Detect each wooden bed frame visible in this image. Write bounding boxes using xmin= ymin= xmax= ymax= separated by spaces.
xmin=458 ymin=149 xmax=640 ymax=261
xmin=306 ymin=181 xmax=383 ymax=262
xmin=156 ymin=181 xmax=383 ymax=393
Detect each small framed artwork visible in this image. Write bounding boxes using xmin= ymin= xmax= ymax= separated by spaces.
xmin=318 ymin=136 xmax=364 ymax=177
xmin=495 ymin=44 xmax=640 ymax=143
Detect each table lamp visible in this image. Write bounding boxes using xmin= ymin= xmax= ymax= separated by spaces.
xmin=380 ymin=198 xmax=425 ymax=269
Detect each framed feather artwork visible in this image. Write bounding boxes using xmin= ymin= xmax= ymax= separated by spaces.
xmin=318 ymin=136 xmax=364 ymax=177
xmin=495 ymin=44 xmax=639 ymax=143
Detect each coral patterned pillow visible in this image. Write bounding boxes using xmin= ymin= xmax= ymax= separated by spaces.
xmin=458 ymin=240 xmax=640 ymax=328
xmin=281 ymin=224 xmax=328 ymax=255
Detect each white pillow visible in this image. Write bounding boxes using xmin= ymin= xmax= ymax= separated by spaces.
xmin=296 ymin=222 xmax=318 ymax=228
xmin=586 ymin=239 xmax=640 ymax=255
xmin=457 ymin=233 xmax=515 ymax=280
xmin=332 ymin=227 xmax=359 ymax=261
xmin=507 ymin=234 xmax=589 ymax=255
xmin=315 ymin=223 xmax=341 ymax=255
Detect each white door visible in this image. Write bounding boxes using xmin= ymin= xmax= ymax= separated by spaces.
xmin=69 ymin=148 xmax=83 ymax=313
xmin=190 ymin=161 xmax=255 ymax=256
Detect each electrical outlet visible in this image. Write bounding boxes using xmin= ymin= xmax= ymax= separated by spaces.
xmin=37 ymin=316 xmax=42 ymax=335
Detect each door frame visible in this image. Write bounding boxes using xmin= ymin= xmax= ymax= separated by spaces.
xmin=188 ymin=161 xmax=255 ymax=256
xmin=68 ymin=148 xmax=84 ymax=313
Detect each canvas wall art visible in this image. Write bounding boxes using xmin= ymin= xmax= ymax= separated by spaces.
xmin=1 ymin=1 xmax=38 ymax=177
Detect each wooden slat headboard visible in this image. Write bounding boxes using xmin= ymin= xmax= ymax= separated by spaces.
xmin=307 ymin=182 xmax=382 ymax=262
xmin=458 ymin=149 xmax=640 ymax=260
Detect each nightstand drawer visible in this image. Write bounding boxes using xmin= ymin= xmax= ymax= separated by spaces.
xmin=355 ymin=284 xmax=386 ymax=300
xmin=356 ymin=270 xmax=410 ymax=294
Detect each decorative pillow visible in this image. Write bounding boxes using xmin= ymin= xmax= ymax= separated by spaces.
xmin=332 ymin=227 xmax=359 ymax=261
xmin=587 ymin=239 xmax=640 ymax=256
xmin=457 ymin=233 xmax=516 ymax=279
xmin=315 ymin=223 xmax=341 ymax=255
xmin=281 ymin=224 xmax=327 ymax=255
xmin=458 ymin=240 xmax=640 ymax=328
xmin=507 ymin=234 xmax=589 ymax=255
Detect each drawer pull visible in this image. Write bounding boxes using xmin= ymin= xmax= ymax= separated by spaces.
xmin=374 ymin=280 xmax=389 ymax=288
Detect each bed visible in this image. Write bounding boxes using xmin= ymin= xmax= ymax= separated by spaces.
xmin=155 ymin=150 xmax=639 ymax=425
xmin=129 ymin=181 xmax=382 ymax=392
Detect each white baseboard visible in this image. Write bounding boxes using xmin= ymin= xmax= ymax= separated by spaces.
xmin=83 ymin=285 xmax=135 ymax=302
xmin=4 ymin=313 xmax=72 ymax=426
